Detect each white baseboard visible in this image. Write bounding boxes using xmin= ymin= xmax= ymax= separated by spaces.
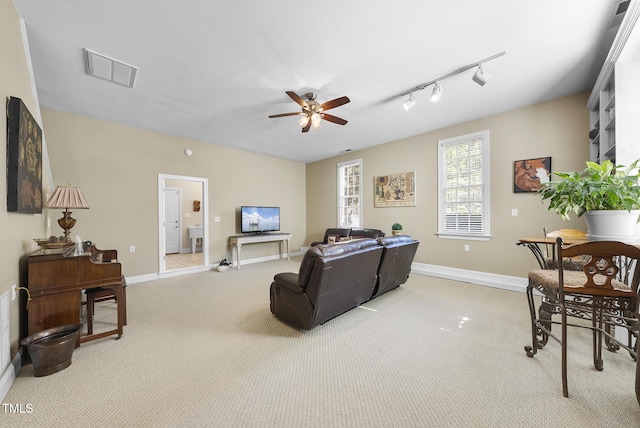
xmin=411 ymin=262 xmax=528 ymax=293
xmin=125 ymin=251 xmax=305 ymax=285
xmin=0 ymin=349 xmax=22 ymax=402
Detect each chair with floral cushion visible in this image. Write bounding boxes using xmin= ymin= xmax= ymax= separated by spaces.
xmin=524 ymin=237 xmax=640 ymax=397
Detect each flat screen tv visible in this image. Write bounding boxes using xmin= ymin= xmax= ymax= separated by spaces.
xmin=241 ymin=206 xmax=280 ymax=233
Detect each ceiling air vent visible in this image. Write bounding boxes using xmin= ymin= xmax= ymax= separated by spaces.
xmin=84 ymin=49 xmax=138 ymax=88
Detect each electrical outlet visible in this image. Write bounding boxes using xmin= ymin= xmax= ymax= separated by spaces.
xmin=215 ymin=216 xmax=221 ymax=223
xmin=129 ymin=246 xmax=135 ymax=253
xmin=464 ymin=244 xmax=470 ymax=252
xmin=12 ymin=284 xmax=17 ymax=301
xmin=511 ymin=208 xmax=518 ymax=216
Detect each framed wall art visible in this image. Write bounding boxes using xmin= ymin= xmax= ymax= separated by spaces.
xmin=374 ymin=171 xmax=416 ymax=207
xmin=513 ymin=156 xmax=551 ymax=193
xmin=6 ymin=96 xmax=43 ymax=213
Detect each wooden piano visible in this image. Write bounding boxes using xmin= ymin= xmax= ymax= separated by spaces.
xmin=27 ymin=248 xmax=125 ymax=345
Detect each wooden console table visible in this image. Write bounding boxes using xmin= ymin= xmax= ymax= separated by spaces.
xmin=229 ymin=233 xmax=291 ymax=269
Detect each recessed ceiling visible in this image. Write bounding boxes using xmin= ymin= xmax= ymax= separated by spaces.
xmin=12 ymin=0 xmax=626 ymax=163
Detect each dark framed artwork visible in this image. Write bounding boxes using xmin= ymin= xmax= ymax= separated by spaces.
xmin=6 ymin=96 xmax=43 ymax=213
xmin=513 ymin=157 xmax=551 ymax=193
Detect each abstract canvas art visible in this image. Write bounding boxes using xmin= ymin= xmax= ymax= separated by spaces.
xmin=6 ymin=96 xmax=43 ymax=213
xmin=374 ymin=171 xmax=416 ymax=207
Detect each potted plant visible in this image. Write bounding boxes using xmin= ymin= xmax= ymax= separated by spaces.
xmin=536 ymin=159 xmax=640 ymax=242
xmin=392 ymin=223 xmax=403 ymax=236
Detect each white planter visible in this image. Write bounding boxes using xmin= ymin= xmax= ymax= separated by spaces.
xmin=584 ymin=210 xmax=640 ymax=243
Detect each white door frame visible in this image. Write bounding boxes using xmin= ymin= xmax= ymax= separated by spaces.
xmin=158 ymin=173 xmax=209 ymax=274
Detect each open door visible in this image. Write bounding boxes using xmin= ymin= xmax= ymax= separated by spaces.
xmin=158 ymin=174 xmax=209 ymax=273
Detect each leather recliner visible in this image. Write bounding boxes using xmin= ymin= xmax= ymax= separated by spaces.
xmin=310 ymin=227 xmax=385 ymax=246
xmin=371 ymin=235 xmax=420 ymax=300
xmin=270 ymin=238 xmax=383 ymax=329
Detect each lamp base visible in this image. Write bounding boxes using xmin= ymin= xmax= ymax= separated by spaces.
xmin=57 ymin=209 xmax=76 ymax=241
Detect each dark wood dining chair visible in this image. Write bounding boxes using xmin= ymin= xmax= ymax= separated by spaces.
xmin=524 ymin=237 xmax=640 ymax=397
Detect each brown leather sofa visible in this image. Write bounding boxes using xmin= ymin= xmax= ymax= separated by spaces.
xmin=270 ymin=235 xmax=419 ymax=329
xmin=270 ymin=238 xmax=383 ymax=329
xmin=310 ymin=227 xmax=385 ymax=246
xmin=371 ymin=235 xmax=420 ymax=299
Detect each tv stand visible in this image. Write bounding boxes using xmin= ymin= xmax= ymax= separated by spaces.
xmin=229 ymin=233 xmax=291 ymax=269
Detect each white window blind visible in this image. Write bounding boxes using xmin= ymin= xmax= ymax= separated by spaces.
xmin=337 ymin=159 xmax=362 ymax=228
xmin=438 ymin=131 xmax=490 ymax=239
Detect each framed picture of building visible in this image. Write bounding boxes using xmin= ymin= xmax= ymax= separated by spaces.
xmin=513 ymin=157 xmax=551 ymax=193
xmin=6 ymin=96 xmax=43 ymax=213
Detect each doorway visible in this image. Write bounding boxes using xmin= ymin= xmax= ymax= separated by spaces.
xmin=158 ymin=174 xmax=209 ymax=273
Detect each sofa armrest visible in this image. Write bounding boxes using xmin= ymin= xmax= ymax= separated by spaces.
xmin=273 ymin=272 xmax=304 ymax=293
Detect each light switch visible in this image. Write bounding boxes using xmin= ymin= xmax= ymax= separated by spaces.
xmin=511 ymin=208 xmax=518 ymax=216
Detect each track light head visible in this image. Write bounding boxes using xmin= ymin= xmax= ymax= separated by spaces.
xmin=402 ymin=93 xmax=416 ymax=111
xmin=472 ymin=64 xmax=490 ymax=86
xmin=429 ymin=82 xmax=442 ymax=103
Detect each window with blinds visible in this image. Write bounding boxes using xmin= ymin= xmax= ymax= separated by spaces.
xmin=437 ymin=131 xmax=491 ymax=239
xmin=337 ymin=159 xmax=362 ymax=228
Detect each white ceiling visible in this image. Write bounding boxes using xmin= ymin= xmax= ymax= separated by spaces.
xmin=12 ymin=0 xmax=627 ymax=163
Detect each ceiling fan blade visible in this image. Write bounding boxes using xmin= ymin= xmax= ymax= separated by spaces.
xmin=322 ymin=113 xmax=348 ymax=125
xmin=286 ymin=91 xmax=308 ymax=108
xmin=268 ymin=112 xmax=300 ymax=118
xmin=301 ymin=121 xmax=311 ymax=133
xmin=320 ymin=96 xmax=350 ymax=111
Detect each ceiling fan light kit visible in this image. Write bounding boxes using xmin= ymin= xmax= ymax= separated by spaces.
xmin=269 ymin=91 xmax=350 ymax=133
xmin=400 ymin=50 xmax=505 ymax=109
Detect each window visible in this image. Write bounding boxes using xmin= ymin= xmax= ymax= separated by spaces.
xmin=337 ymin=159 xmax=362 ymax=228
xmin=437 ymin=130 xmax=490 ymax=240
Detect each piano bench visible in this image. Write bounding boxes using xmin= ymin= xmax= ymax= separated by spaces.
xmin=85 ymin=277 xmax=127 ymax=335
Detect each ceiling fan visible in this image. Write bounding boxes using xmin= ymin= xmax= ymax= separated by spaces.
xmin=269 ymin=91 xmax=350 ymax=133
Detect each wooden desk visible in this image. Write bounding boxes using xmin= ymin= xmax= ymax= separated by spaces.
xmin=27 ymin=252 xmax=125 ymax=345
xmin=229 ymin=233 xmax=291 ymax=269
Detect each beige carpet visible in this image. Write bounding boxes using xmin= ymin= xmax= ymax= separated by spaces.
xmin=4 ymin=259 xmax=640 ymax=427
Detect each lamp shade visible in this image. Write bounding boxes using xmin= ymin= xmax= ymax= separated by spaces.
xmin=46 ymin=186 xmax=90 ymax=209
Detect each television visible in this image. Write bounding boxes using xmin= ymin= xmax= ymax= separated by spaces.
xmin=241 ymin=206 xmax=280 ymax=233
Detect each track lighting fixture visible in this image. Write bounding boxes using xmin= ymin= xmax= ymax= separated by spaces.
xmin=472 ymin=63 xmax=490 ymax=86
xmin=429 ymin=82 xmax=443 ymax=103
xmin=402 ymin=93 xmax=417 ymax=111
xmin=398 ymin=51 xmax=506 ymax=109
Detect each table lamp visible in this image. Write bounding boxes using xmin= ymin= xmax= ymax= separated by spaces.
xmin=46 ymin=185 xmax=90 ymax=241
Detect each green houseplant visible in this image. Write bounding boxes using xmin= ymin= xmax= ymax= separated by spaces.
xmin=537 ymin=159 xmax=640 ymax=242
xmin=391 ymin=223 xmax=403 ymax=236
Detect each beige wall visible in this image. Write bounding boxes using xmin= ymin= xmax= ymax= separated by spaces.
xmin=1 ymin=0 xmax=52 ymax=371
xmin=306 ymin=93 xmax=590 ymax=277
xmin=41 ymin=108 xmax=307 ymax=277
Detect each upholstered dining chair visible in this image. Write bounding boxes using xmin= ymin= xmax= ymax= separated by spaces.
xmin=542 ymin=228 xmax=588 ymax=270
xmin=525 ymin=237 xmax=640 ymax=397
